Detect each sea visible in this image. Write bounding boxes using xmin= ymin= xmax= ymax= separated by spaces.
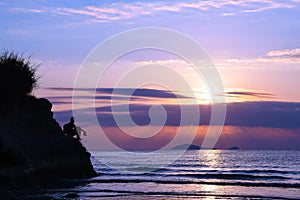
xmin=19 ymin=150 xmax=300 ymax=199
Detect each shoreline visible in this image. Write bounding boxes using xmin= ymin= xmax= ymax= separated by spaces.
xmin=6 ymin=189 xmax=300 ymax=200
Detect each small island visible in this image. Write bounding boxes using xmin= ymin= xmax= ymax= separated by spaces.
xmin=172 ymin=144 xmax=240 ymax=150
xmin=228 ymin=146 xmax=240 ymax=150
xmin=172 ymin=144 xmax=216 ymax=150
xmin=172 ymin=144 xmax=202 ymax=150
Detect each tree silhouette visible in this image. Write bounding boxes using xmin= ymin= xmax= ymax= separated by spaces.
xmin=0 ymin=51 xmax=38 ymax=97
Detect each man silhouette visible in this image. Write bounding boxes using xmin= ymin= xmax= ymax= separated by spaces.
xmin=63 ymin=117 xmax=80 ymax=140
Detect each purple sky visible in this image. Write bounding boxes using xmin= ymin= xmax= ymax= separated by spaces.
xmin=1 ymin=0 xmax=300 ymax=150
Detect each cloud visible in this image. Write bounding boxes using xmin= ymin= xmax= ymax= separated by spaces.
xmin=197 ymin=126 xmax=300 ymax=150
xmin=54 ymin=100 xmax=300 ymax=129
xmin=44 ymin=87 xmax=299 ymax=129
xmin=11 ymin=7 xmax=43 ymax=13
xmin=225 ymin=89 xmax=275 ymax=99
xmin=226 ymin=91 xmax=273 ymax=97
xmin=266 ymin=48 xmax=300 ymax=58
xmin=49 ymin=100 xmax=70 ymax=105
xmin=9 ymin=0 xmax=298 ymax=23
xmin=134 ymin=59 xmax=188 ymax=66
xmin=45 ymin=95 xmax=142 ymax=102
xmin=225 ymin=101 xmax=300 ymax=128
xmin=221 ymin=48 xmax=300 ymax=67
xmin=45 ymin=87 xmax=188 ymax=100
xmin=55 ymin=6 xmax=135 ymax=22
xmin=45 ymin=87 xmax=273 ymax=104
xmin=241 ymin=1 xmax=294 ymax=13
xmin=222 ymin=13 xmax=235 ymax=16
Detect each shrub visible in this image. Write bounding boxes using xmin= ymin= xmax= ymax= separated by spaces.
xmin=0 ymin=51 xmax=39 ymax=96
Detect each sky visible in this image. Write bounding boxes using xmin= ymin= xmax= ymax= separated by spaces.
xmin=1 ymin=0 xmax=300 ymax=150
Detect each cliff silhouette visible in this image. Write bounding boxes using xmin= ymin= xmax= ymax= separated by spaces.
xmin=0 ymin=52 xmax=96 ymax=187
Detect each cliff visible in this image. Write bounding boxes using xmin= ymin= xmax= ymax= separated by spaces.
xmin=0 ymin=95 xmax=96 ymax=187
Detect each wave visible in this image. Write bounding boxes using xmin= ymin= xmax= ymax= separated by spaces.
xmin=229 ymin=169 xmax=300 ymax=175
xmin=86 ymin=178 xmax=300 ymax=188
xmin=95 ymin=166 xmax=299 ymax=177
xmin=148 ymin=168 xmax=300 ymax=175
xmin=178 ymin=173 xmax=289 ymax=180
xmin=169 ymin=164 xmax=208 ymax=168
xmin=44 ymin=188 xmax=300 ymax=200
xmin=94 ymin=164 xmax=300 ymax=175
xmin=123 ymin=167 xmax=170 ymax=172
xmin=98 ymin=172 xmax=292 ymax=181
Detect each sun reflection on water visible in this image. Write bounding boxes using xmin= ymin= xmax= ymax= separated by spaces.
xmin=199 ymin=150 xmax=222 ymax=169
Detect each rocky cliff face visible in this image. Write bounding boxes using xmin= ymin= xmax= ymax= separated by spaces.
xmin=0 ymin=95 xmax=96 ymax=186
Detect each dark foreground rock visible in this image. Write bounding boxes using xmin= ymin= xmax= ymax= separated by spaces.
xmin=0 ymin=95 xmax=96 ymax=188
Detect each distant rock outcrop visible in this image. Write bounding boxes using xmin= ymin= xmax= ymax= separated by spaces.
xmin=0 ymin=52 xmax=96 ymax=187
xmin=172 ymin=144 xmax=202 ymax=150
xmin=172 ymin=144 xmax=216 ymax=150
xmin=172 ymin=144 xmax=241 ymax=150
xmin=228 ymin=146 xmax=240 ymax=150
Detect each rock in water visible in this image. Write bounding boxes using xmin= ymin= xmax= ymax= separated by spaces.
xmin=65 ymin=193 xmax=80 ymax=198
xmin=0 ymin=96 xmax=96 ymax=186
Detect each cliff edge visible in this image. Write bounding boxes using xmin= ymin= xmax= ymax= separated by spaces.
xmin=0 ymin=52 xmax=96 ymax=188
